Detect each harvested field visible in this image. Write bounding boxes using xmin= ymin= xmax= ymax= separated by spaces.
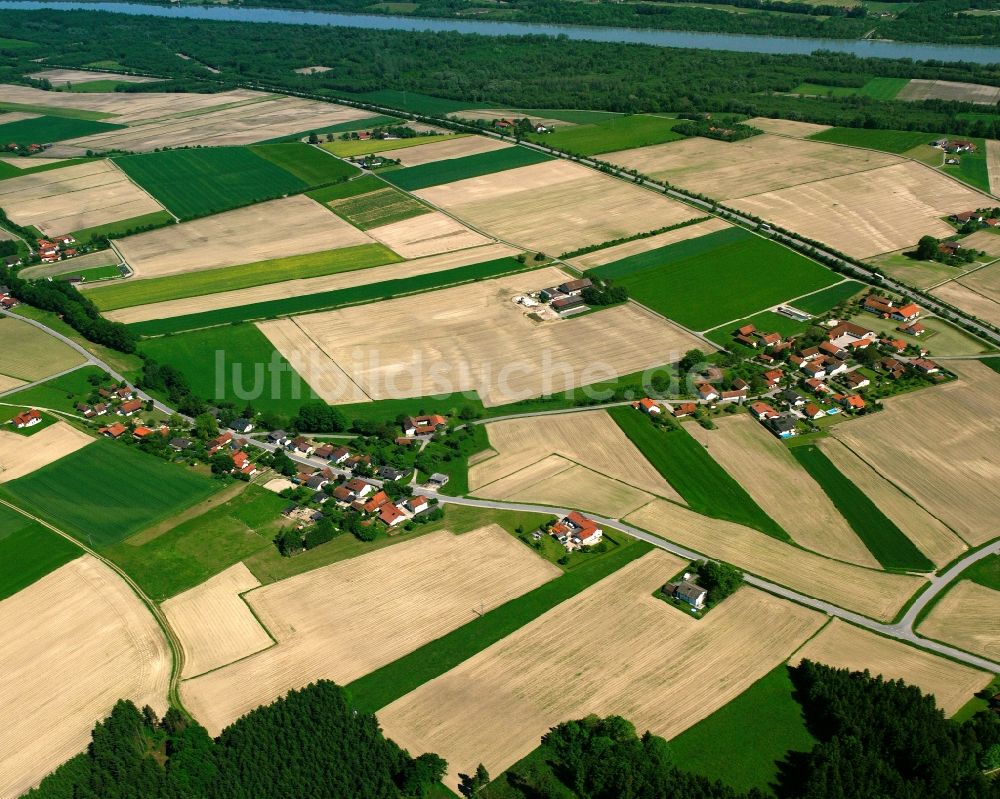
xmin=625 ymin=500 xmax=924 ymax=621
xmin=988 ymin=140 xmax=1000 ymax=197
xmin=687 ymin=416 xmax=877 ymax=567
xmin=365 ymin=211 xmax=491 ymax=258
xmin=476 ymin=455 xmax=655 ymax=518
xmin=415 ymin=159 xmax=699 ymax=254
xmin=0 ymin=155 xmax=65 ymax=169
xmin=568 ymin=218 xmax=729 ymax=269
xmin=0 ymin=422 xmax=92 ymax=483
xmin=731 ymin=162 xmax=990 ymax=259
xmin=471 ymin=410 xmax=683 ymax=501
xmin=0 ymin=374 xmax=25 ymax=392
xmin=0 ymin=159 xmax=164 ymax=235
xmin=790 ymin=619 xmax=990 ymax=715
xmin=817 ymin=439 xmax=966 ymax=567
xmin=25 ymin=68 xmax=156 ymax=86
xmin=162 ymin=562 xmax=273 ymax=679
xmin=744 ymin=117 xmax=833 ymax=138
xmin=378 ymin=135 xmax=511 ymax=166
xmin=280 ymin=269 xmax=706 ymax=406
xmin=20 ymin=248 xmax=119 ymax=279
xmin=0 ymin=316 xmax=86 ymax=379
xmin=0 ymin=556 xmax=169 ymax=799
xmin=602 ymin=134 xmax=899 ymax=200
xmin=930 ymin=281 xmax=1000 ymax=327
xmin=114 ymin=195 xmax=370 ymax=280
xmin=897 ymin=79 xmax=1000 ymax=105
xmin=918 ymin=580 xmax=1000 ymax=659
xmin=833 ymin=361 xmax=1000 ymax=545
xmin=378 ymin=551 xmax=825 ymax=792
xmin=960 ymin=229 xmax=1000 ymax=259
xmin=181 ymin=526 xmax=560 ymax=735
xmin=105 ymin=243 xmax=518 ymax=324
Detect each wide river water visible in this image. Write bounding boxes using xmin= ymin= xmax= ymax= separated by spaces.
xmin=1 ymin=0 xmax=999 ymax=64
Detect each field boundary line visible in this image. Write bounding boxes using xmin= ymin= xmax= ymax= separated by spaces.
xmin=726 ymin=161 xmax=906 ymax=203
xmin=107 ymin=157 xmax=179 ymax=222
xmin=286 ymin=314 xmax=375 ymax=402
xmin=924 ymin=255 xmax=1000 ymax=291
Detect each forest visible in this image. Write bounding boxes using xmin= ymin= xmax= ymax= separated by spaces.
xmin=0 ymin=10 xmax=996 ymax=139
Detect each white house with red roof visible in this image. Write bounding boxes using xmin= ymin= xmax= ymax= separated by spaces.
xmin=551 ymin=511 xmax=603 ymax=550
xmin=13 ymin=408 xmax=42 ymax=428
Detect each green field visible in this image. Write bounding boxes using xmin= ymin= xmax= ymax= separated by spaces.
xmin=321 ymin=133 xmax=457 ymax=158
xmin=960 ymin=554 xmax=1000 ymax=591
xmin=131 ymin=256 xmax=531 ymax=335
xmin=103 ymin=484 xmax=287 ymax=600
xmin=65 ymin=263 xmax=123 ymax=282
xmin=792 ymin=280 xmax=865 ymax=315
xmin=669 ymin=663 xmax=816 ymax=794
xmin=526 ymin=114 xmax=685 ymax=155
xmin=256 ymin=114 xmax=399 ymax=144
xmin=791 ymin=445 xmax=934 ymax=572
xmin=706 ymin=310 xmax=814 ymax=349
xmin=140 ymin=323 xmax=317 ymax=415
xmin=0 ymin=503 xmax=81 ymax=601
xmin=88 ymin=243 xmax=401 ymax=310
xmin=343 ymin=89 xmax=487 ymax=116
xmin=71 ymin=210 xmax=175 ymax=243
xmin=591 ymin=227 xmax=838 ymax=331
xmin=0 ymin=156 xmax=88 ymax=181
xmin=0 ymin=101 xmax=112 ymax=120
xmin=328 ymin=186 xmax=430 ymax=230
xmin=608 ymin=407 xmax=790 ymax=541
xmin=0 ymin=440 xmax=219 ymax=548
xmin=809 ymin=127 xmax=935 ymax=154
xmin=306 ymin=174 xmax=385 ymax=203
xmin=793 ymin=77 xmax=909 ymax=100
xmin=250 ymin=142 xmax=358 ymax=186
xmin=67 ymin=79 xmax=141 ymax=93
xmin=0 ymin=115 xmax=124 ymax=146
xmin=1 ymin=365 xmax=107 ymax=413
xmin=940 ymin=139 xmax=991 ymax=193
xmin=383 ymin=146 xmax=552 ymax=191
xmin=114 ymin=147 xmax=309 ymax=219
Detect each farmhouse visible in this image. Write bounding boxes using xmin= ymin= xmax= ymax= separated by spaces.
xmin=863 ymin=295 xmax=920 ymax=322
xmin=828 ymin=321 xmax=877 ymax=349
xmin=118 ymin=399 xmax=143 ymax=417
xmin=558 ymin=278 xmax=593 ymax=296
xmin=696 ymin=383 xmax=720 ymax=402
xmin=635 ymin=397 xmax=662 ymax=415
xmin=99 ymin=422 xmax=128 ymax=439
xmin=403 ymin=414 xmax=448 ymax=437
xmin=12 ymin=408 xmax=42 ymax=429
xmin=551 ymin=295 xmax=586 ymax=314
xmin=666 ymin=580 xmax=708 ymax=610
xmin=672 ymin=402 xmax=697 ymax=418
xmin=551 ymin=511 xmax=603 ymax=550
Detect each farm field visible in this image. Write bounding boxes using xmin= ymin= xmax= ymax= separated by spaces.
xmin=731 ymin=162 xmax=989 ymax=259
xmin=0 ymin=504 xmax=80 ymax=601
xmin=474 ymin=455 xmax=655 ymax=519
xmin=609 ymin=407 xmax=788 ymax=540
xmin=19 ymin=248 xmax=119 ymax=280
xmin=832 ymin=360 xmax=1000 ymax=545
xmin=471 ymin=410 xmax=681 ymax=501
xmin=0 ymin=440 xmax=218 ymax=547
xmin=126 ymin=251 xmax=527 ymax=335
xmin=791 ymin=444 xmax=934 ymax=572
xmin=377 ymin=134 xmax=511 ymax=166
xmin=25 ymin=68 xmax=157 ymax=86
xmin=929 ymin=281 xmax=1000 ymax=329
xmin=590 ymin=227 xmax=839 ymax=331
xmin=163 ymin=562 xmax=274 ymax=678
xmin=808 ymin=127 xmax=935 ymax=154
xmin=181 ymin=526 xmax=561 ymax=735
xmin=249 ymin=141 xmax=358 ymax=185
xmin=817 ymin=439 xmax=966 ymax=567
xmin=0 ymin=374 xmax=24 ymax=392
xmin=867 ymin=249 xmax=970 ymax=290
xmin=271 ymin=269 xmax=706 ymax=406
xmin=897 ymin=79 xmax=1000 ymax=105
xmin=377 ymin=551 xmax=824 ymax=793
xmin=321 ymin=133 xmax=457 ymax=158
xmin=790 ymin=619 xmax=990 ymax=715
xmin=111 ymin=194 xmax=372 ymax=281
xmin=384 ymin=146 xmax=552 ymax=192
xmin=745 ymin=117 xmax=832 ymax=137
xmin=525 ymin=113 xmax=685 ymax=155
xmin=68 ymin=209 xmax=174 ymax=245
xmin=447 ymin=107 xmax=621 ymax=126
xmin=0 ymin=315 xmax=86 ymax=380
xmin=624 ymin=499 xmax=925 ymax=621
xmin=413 ymin=159 xmax=699 ymax=253
xmin=0 ymin=423 xmax=92 ymax=484
xmin=88 ymin=242 xmax=399 ymax=311
xmin=792 ymin=280 xmax=865 ymax=314
xmin=918 ymin=580 xmax=1000 ymax=659
xmin=988 ymin=140 xmax=1000 ymax=196
xmin=114 ymin=147 xmax=308 ymax=218
xmin=567 ymin=217 xmax=729 ymax=269
xmin=0 ymin=366 xmax=106 ymax=416
xmin=365 ymin=211 xmax=492 ymax=258
xmin=327 ymin=186 xmax=431 ymax=230
xmin=0 ymin=556 xmax=169 ymax=799
xmin=0 ymin=159 xmax=165 ymax=236
xmin=687 ymin=416 xmax=877 ymax=567
xmin=0 ymin=114 xmax=124 ymax=147
xmin=792 ymin=77 xmax=909 ymax=99
xmin=601 ymin=133 xmax=900 ymax=200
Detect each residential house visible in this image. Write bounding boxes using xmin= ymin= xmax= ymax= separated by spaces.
xmin=118 ymin=399 xmax=143 ymax=417
xmin=268 ymin=429 xmax=290 ymax=447
xmin=379 ymin=465 xmax=410 ymax=481
xmin=732 ymin=378 xmax=749 ymax=392
xmin=672 ymin=402 xmax=697 ymax=418
xmin=551 ymin=511 xmax=603 ymax=549
xmin=169 ymin=437 xmax=192 ymax=451
xmin=93 ymin=403 xmax=108 ymax=416
xmin=899 ymin=321 xmax=925 ymax=337
xmin=778 ymin=388 xmax=805 ymax=407
xmin=405 ymin=495 xmax=430 ymax=514
xmin=719 ymin=388 xmax=747 ymax=403
xmin=819 ymin=341 xmax=846 ymax=359
xmin=696 ymin=383 xmax=720 ymax=402
xmin=804 ymin=377 xmax=829 ymax=394
xmin=636 ymin=397 xmax=662 ymax=415
xmin=99 ymin=422 xmax=128 ymax=439
xmin=824 ymin=358 xmax=848 ymax=378
xmin=332 ymin=485 xmax=353 ymax=503
xmin=402 ymin=414 xmax=448 ymax=437
xmin=345 ymin=454 xmax=372 ymax=472
xmin=207 ymin=432 xmax=233 ymax=455
xmin=428 ymin=472 xmax=450 ymax=488
xmin=755 ymin=331 xmax=782 ymax=347
xmin=115 ymin=387 xmax=135 ymax=401
xmin=756 ymin=352 xmax=776 ymax=365
xmin=305 ymin=474 xmax=329 ymax=491
xmin=763 ymin=369 xmax=784 ymax=388
xmin=881 ymin=338 xmax=907 ymax=353
xmin=668 ymin=580 xmax=707 ymax=609
xmin=862 ymin=295 xmax=920 ymax=322
xmin=379 ymin=503 xmax=407 ymax=528
xmin=354 ymin=490 xmax=390 ymax=514
xmin=749 ymin=401 xmax=778 ymax=421
xmin=230 ymin=418 xmax=253 ymax=433
xmin=736 ymin=324 xmax=756 ymax=337
xmin=803 ymin=403 xmax=825 ymax=420
xmin=837 ymin=394 xmax=865 ymax=411
xmin=842 ymin=371 xmax=870 ymax=390
xmin=291 ymin=437 xmax=315 ymax=457
xmin=828 ymin=321 xmax=877 ymax=349
xmin=313 ymin=444 xmax=334 ymax=460
xmin=767 ymin=414 xmax=798 ymax=438
xmin=344 ymin=477 xmax=374 ymax=498
xmin=911 ymin=358 xmax=940 ymax=374
xmin=938 ymin=240 xmax=962 ymax=256
xmin=329 ymin=446 xmax=351 ymax=465
xmin=77 ymin=403 xmax=96 ymax=418
xmin=13 ymin=408 xmax=42 ymax=428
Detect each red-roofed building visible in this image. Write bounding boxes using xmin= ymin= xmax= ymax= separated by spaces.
xmin=803 ymin=403 xmax=825 ymax=420
xmin=841 ymin=395 xmax=865 ymax=411
xmin=551 ymin=511 xmax=603 ymax=549
xmin=636 ymin=397 xmax=661 ymax=415
xmin=13 ymin=408 xmax=42 ymax=428
xmin=696 ymin=383 xmax=720 ymax=401
xmin=379 ymin=503 xmax=407 ymax=527
xmin=672 ymin=402 xmax=697 ymax=418
xmin=118 ymin=398 xmax=143 ymax=417
xmin=402 ymin=414 xmax=448 ymax=436
xmin=763 ymin=369 xmax=784 ymax=387
xmin=737 ymin=324 xmax=756 ymax=336
xmin=405 ymin=495 xmax=430 ymax=514
xmin=749 ymin=401 xmax=778 ymax=421
xmin=911 ymin=358 xmax=940 ymax=374
xmin=99 ymin=422 xmax=128 ymax=439
xmin=899 ymin=321 xmax=925 ymax=337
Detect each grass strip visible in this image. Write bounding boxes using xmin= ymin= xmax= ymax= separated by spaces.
xmin=791 ymin=280 xmax=865 ymax=315
xmin=346 ymin=536 xmax=653 ymax=714
xmin=791 ymin=444 xmax=934 ymax=572
xmin=306 ymin=174 xmax=386 ymax=203
xmin=608 ymin=406 xmax=791 ymax=541
xmin=71 ymin=210 xmax=175 ymax=244
xmin=250 ymin=142 xmax=358 ymax=186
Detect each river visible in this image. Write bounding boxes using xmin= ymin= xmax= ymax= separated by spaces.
xmin=1 ymin=0 xmax=999 ymax=64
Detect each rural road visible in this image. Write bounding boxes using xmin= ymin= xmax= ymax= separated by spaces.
xmin=418 ymin=492 xmax=1000 ymax=675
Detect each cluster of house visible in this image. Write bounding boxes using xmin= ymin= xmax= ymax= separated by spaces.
xmin=933 ymin=138 xmax=977 ymax=155
xmin=538 ymin=278 xmax=592 ymax=315
xmin=0 ymin=285 xmax=19 ymax=309
xmin=204 ymin=430 xmax=261 ymax=477
xmin=493 ymin=117 xmax=550 ymax=134
xmin=950 ymin=210 xmax=1000 ymax=228
xmin=99 ymin=420 xmax=172 ymax=442
xmin=37 ymin=235 xmax=78 ymax=264
xmin=78 ymin=384 xmax=143 ymax=420
xmin=5 ymin=142 xmax=44 ymax=155
xmin=543 ymin=511 xmax=604 ymax=552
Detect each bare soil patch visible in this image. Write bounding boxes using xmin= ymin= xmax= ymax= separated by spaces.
xmin=366 ymin=211 xmax=492 ymax=258
xmin=687 ymin=415 xmax=878 ymax=567
xmin=0 ymin=423 xmax=92 ymax=483
xmin=897 ymin=79 xmax=1000 ymax=105
xmin=731 ymin=162 xmax=989 ymax=258
xmin=625 ymin=499 xmax=924 ymax=621
xmin=292 ymin=65 xmax=333 ymax=75
xmin=568 ymin=217 xmax=730 ymax=269
xmin=745 ymin=117 xmax=833 ymax=138
xmin=181 ymin=526 xmax=560 ymax=735
xmin=918 ymin=580 xmax=1000 ymax=660
xmin=163 ymin=562 xmax=273 ymax=678
xmin=0 ymin=556 xmax=169 ymax=799
xmin=791 ymin=618 xmax=990 ymax=715
xmin=379 ymin=135 xmax=511 ymax=166
xmin=833 ymin=360 xmax=1000 ymax=545
xmin=378 ymin=551 xmax=824 ymax=792
xmin=415 ymin=159 xmax=699 ymax=254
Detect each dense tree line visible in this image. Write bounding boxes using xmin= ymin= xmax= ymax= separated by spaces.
xmin=25 ymin=681 xmax=446 ymax=799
